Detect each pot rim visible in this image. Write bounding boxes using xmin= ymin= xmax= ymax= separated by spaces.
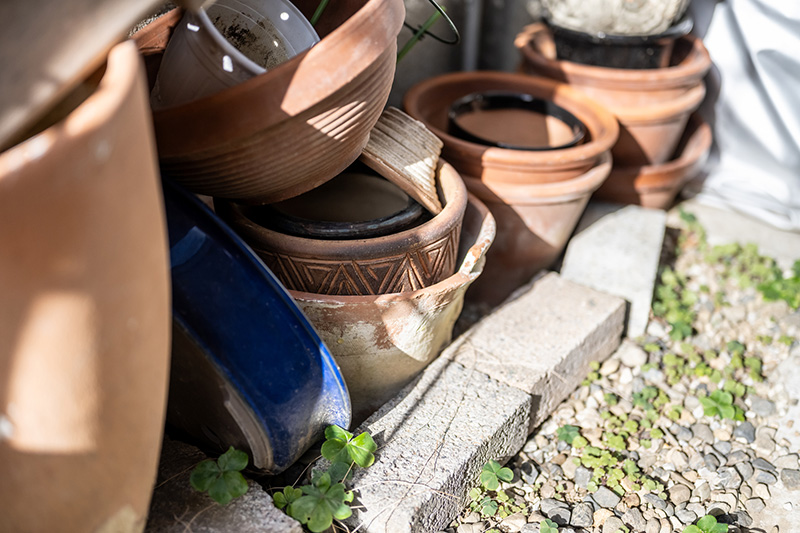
xmin=288 ymin=190 xmax=496 ymax=304
xmin=137 ymin=0 xmax=405 ymax=156
xmin=612 ymin=82 xmax=706 ymax=123
xmin=515 ymin=23 xmax=712 ymax=90
xmin=217 ymin=159 xmax=468 ymax=260
xmin=609 ymin=114 xmax=712 ymax=189
xmin=1 ymin=41 xmax=137 ymax=172
xmin=404 ymin=70 xmax=619 ymax=171
xmin=464 ymin=150 xmax=613 ymax=204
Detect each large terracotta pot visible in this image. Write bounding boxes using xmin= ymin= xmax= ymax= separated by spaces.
xmin=292 ymin=191 xmax=496 ymax=423
xmin=216 ymin=162 xmax=468 ymax=296
xmin=403 ymin=71 xmax=618 ymax=185
xmin=516 ymin=23 xmax=711 ymax=166
xmin=594 ymin=114 xmax=712 ymax=208
xmin=0 ymin=41 xmax=170 ymax=533
xmin=134 ymin=0 xmax=405 ymax=204
xmin=464 ymin=153 xmax=612 ymax=306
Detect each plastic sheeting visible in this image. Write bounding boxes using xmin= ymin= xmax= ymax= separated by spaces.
xmin=685 ymin=0 xmax=800 ymax=231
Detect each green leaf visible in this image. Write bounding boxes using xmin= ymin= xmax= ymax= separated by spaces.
xmin=288 ymin=472 xmax=353 ymax=533
xmin=320 ymin=438 xmax=348 ymax=464
xmin=208 ymin=476 xmax=235 ymax=506
xmin=348 ymin=431 xmax=377 ymax=468
xmin=273 ymin=486 xmax=302 ymax=509
xmin=718 ymin=404 xmax=735 ymax=420
xmin=325 ymin=424 xmax=353 ymax=442
xmin=190 ymin=460 xmax=220 ymax=492
xmin=696 ymin=515 xmax=718 ymax=532
xmin=327 ymin=461 xmax=354 ymax=483
xmin=218 ymin=446 xmax=248 ymax=472
xmin=540 ymin=518 xmax=559 ymax=533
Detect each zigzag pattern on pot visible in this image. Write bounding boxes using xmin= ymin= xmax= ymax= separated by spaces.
xmin=259 ymin=228 xmax=460 ymax=296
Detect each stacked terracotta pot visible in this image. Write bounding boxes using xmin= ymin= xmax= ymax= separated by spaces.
xmin=405 ymin=71 xmax=619 ymax=305
xmin=515 ymin=23 xmax=713 ymax=208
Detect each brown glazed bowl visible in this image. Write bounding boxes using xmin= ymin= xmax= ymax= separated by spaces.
xmin=133 ymin=0 xmax=405 ymax=204
xmin=594 ymin=114 xmax=712 ymax=208
xmin=403 ymin=70 xmax=618 ymax=185
xmin=216 ymin=160 xmax=469 ymax=296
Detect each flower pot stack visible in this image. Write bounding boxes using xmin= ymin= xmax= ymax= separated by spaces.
xmin=405 ymin=70 xmax=618 ymax=305
xmin=515 ymin=16 xmax=713 ymax=209
xmin=135 ymin=0 xmax=498 ymax=425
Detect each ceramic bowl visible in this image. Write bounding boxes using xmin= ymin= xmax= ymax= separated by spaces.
xmin=163 ymin=177 xmax=351 ymax=474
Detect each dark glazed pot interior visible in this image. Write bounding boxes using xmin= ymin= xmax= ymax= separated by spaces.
xmin=547 ymin=15 xmax=693 ymax=69
xmin=245 ymin=171 xmax=429 ymax=240
xmin=447 ymin=91 xmax=587 ymax=151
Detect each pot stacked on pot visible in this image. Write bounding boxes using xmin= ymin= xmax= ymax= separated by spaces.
xmin=515 ymin=18 xmax=713 ymax=208
xmin=135 ymin=0 xmax=498 ymax=426
xmin=405 ymin=71 xmax=619 ymax=306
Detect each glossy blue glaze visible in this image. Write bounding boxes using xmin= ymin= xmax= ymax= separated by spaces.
xmin=162 ymin=178 xmax=351 ymax=473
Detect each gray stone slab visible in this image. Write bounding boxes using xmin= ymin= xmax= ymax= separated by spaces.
xmin=145 ymin=437 xmax=302 ymax=533
xmin=341 ymin=355 xmax=532 ymax=533
xmin=672 ymin=199 xmax=800 ymax=270
xmin=448 ymin=272 xmax=625 ymax=430
xmin=561 ymin=202 xmax=667 ymax=338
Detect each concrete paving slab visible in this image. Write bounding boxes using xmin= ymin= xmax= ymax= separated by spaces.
xmin=342 ymin=356 xmax=532 ymax=533
xmin=561 ymin=202 xmax=667 ymax=338
xmin=145 ymin=437 xmax=302 ymax=533
xmin=673 ymin=199 xmax=800 ymax=269
xmin=448 ymin=272 xmax=626 ymax=431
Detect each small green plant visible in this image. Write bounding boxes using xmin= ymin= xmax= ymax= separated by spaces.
xmin=556 ymin=424 xmax=581 ymax=445
xmin=699 ymin=390 xmax=744 ymax=421
xmin=653 ymin=266 xmax=696 ymax=340
xmin=274 ymin=425 xmax=377 ymax=532
xmin=480 ymin=460 xmax=514 ymax=491
xmin=539 ymin=518 xmax=559 ymax=533
xmin=190 ymin=447 xmax=249 ymax=505
xmin=682 ymin=514 xmax=728 ymax=533
xmin=468 ymin=460 xmax=524 ymax=519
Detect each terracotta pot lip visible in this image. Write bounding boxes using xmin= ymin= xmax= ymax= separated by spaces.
xmin=515 ymin=23 xmax=712 ymax=89
xmin=610 ymin=114 xmax=712 ymax=187
xmin=404 ymin=70 xmax=619 ymax=169
xmin=151 ymin=0 xmax=404 ymax=121
xmin=1 ymin=41 xmax=137 ymax=165
xmin=218 ymin=160 xmax=468 ymax=259
xmin=289 ymin=191 xmax=495 ymax=304
xmin=465 ymin=151 xmax=612 ymax=204
xmin=612 ymin=83 xmax=706 ymax=123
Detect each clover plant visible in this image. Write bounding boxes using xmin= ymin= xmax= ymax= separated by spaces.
xmin=190 ymin=446 xmax=249 ymax=505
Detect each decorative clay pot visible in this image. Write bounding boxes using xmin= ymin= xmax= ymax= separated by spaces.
xmin=516 ymin=24 xmax=711 ymax=166
xmin=216 ymin=162 xmax=468 ymax=296
xmin=594 ymin=114 xmax=711 ymax=209
xmin=0 ymin=41 xmax=170 ymax=533
xmin=404 ymin=70 xmax=618 ymax=185
xmin=463 ymin=153 xmax=612 ymax=305
xmin=292 ymin=191 xmax=496 ymax=423
xmin=134 ymin=0 xmax=405 ymax=204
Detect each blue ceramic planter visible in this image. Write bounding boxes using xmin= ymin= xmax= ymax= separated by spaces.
xmin=162 ymin=178 xmax=351 ymax=473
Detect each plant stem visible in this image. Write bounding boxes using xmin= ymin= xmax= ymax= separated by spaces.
xmin=397 ymin=9 xmax=443 ymax=63
xmin=310 ymin=0 xmax=330 ymax=26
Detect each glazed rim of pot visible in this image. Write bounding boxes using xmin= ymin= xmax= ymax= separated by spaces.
xmin=404 ymin=71 xmax=619 ymax=167
xmin=514 ymin=23 xmax=712 ymax=88
xmin=544 ymin=14 xmax=693 ymax=43
xmin=447 ymin=91 xmax=586 ymax=151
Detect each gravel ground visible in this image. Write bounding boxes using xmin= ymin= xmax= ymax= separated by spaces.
xmin=450 ymin=214 xmax=800 ymax=533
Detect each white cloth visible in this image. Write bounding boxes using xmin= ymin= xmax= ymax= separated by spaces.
xmin=685 ymin=0 xmax=800 ymax=231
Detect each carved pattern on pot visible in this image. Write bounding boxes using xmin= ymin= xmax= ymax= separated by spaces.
xmin=254 ymin=226 xmax=460 ymax=295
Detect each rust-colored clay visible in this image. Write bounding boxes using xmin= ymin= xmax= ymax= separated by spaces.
xmin=516 ymin=23 xmax=711 ymax=166
xmin=216 ymin=161 xmax=468 ymax=296
xmin=403 ymin=71 xmax=619 ymax=185
xmin=133 ymin=0 xmax=405 ymax=204
xmin=0 ymin=42 xmax=170 ymax=533
xmin=594 ymin=114 xmax=712 ymax=209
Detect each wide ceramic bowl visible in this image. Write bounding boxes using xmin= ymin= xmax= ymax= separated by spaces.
xmin=163 ymin=178 xmax=351 ymax=474
xmin=134 ymin=0 xmax=405 ymax=204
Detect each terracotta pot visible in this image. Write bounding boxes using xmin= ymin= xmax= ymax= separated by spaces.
xmin=216 ymin=162 xmax=468 ymax=296
xmin=594 ymin=114 xmax=712 ymax=208
xmin=0 ymin=41 xmax=170 ymax=533
xmin=291 ymin=191 xmax=496 ymax=423
xmin=516 ymin=23 xmax=711 ymax=104
xmin=403 ymin=70 xmax=618 ymax=185
xmin=516 ymin=23 xmax=710 ymax=167
xmin=464 ymin=153 xmax=613 ymax=306
xmin=133 ymin=0 xmax=404 ymax=204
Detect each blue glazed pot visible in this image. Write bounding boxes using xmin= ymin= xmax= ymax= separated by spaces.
xmin=162 ymin=178 xmax=351 ymax=473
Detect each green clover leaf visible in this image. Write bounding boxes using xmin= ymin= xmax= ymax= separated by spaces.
xmin=190 ymin=447 xmax=249 ymax=505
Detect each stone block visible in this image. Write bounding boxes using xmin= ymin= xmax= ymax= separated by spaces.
xmin=561 ymin=202 xmax=666 ymax=337
xmin=448 ymin=272 xmax=625 ymax=430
